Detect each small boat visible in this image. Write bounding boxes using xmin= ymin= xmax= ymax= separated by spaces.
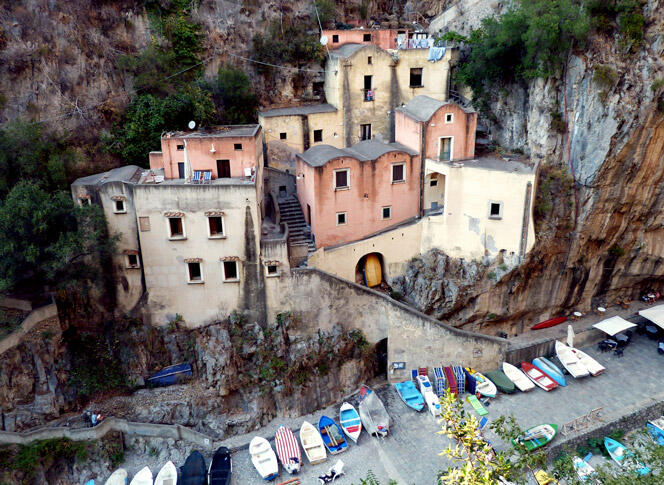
xmin=394 ymin=380 xmax=425 ymax=411
xmin=453 ymin=366 xmax=466 ymax=394
xmin=532 ymin=316 xmax=567 ymax=330
xmin=512 ymin=424 xmax=557 ymax=451
xmin=533 ymin=470 xmax=558 ymax=484
xmin=363 ymin=253 xmax=382 ymax=287
xmin=570 ymin=348 xmax=605 ymax=376
xmin=443 ymin=366 xmax=457 ymax=396
xmin=104 ymin=469 xmax=128 ymax=485
xmin=249 ymin=436 xmax=279 ymax=481
xmin=555 ymin=341 xmax=590 ymax=378
xmin=465 ymin=368 xmax=497 ymax=398
xmin=299 ymin=421 xmax=327 ymax=465
xmin=485 ymin=369 xmax=515 ymax=394
xmin=339 ymin=402 xmax=362 ymax=443
xmin=520 ymin=362 xmax=558 ymax=391
xmin=358 ymin=385 xmax=390 ymax=437
xmin=424 ymin=391 xmax=442 ymax=416
xmin=647 ymin=417 xmax=664 ymax=445
xmin=274 ymin=426 xmax=301 ymax=474
xmin=129 ymin=467 xmax=152 ymax=485
xmin=146 ymin=363 xmax=193 ymax=387
xmin=318 ymin=415 xmax=348 ymax=454
xmin=179 ymin=451 xmax=205 ymax=485
xmin=573 ymin=456 xmax=596 ymax=481
xmin=154 ymin=461 xmax=177 ymax=485
xmin=532 ymin=357 xmax=566 ymax=386
xmin=604 ymin=437 xmax=650 ymax=475
xmin=463 ymin=368 xmax=476 ymax=395
xmin=84 ymin=481 xmax=95 ymax=485
xmin=502 ymin=363 xmax=535 ymax=392
xmin=208 ymin=447 xmax=231 ymax=485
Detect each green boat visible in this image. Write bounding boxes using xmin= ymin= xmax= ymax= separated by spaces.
xmin=485 ymin=369 xmax=516 ymax=394
xmin=512 ymin=424 xmax=558 ymax=451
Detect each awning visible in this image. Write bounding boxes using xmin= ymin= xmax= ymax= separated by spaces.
xmin=639 ymin=304 xmax=664 ymax=329
xmin=592 ymin=316 xmax=637 ymax=336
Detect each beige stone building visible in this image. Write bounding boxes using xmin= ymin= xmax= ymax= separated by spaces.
xmin=259 ymin=43 xmax=456 ymax=156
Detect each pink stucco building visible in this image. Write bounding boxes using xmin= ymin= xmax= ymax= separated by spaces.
xmin=395 ymin=95 xmax=477 ymax=161
xmin=296 ymin=140 xmax=420 ymax=248
xmin=321 ymin=28 xmax=409 ymax=51
xmin=149 ymin=125 xmax=264 ymax=180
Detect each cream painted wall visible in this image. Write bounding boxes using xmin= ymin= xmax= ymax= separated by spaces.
xmin=260 ymin=111 xmax=345 ymax=154
xmin=395 ymin=49 xmax=452 ymax=102
xmin=133 ymin=183 xmax=261 ymax=327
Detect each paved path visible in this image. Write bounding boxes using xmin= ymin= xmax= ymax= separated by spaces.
xmin=228 ymin=334 xmax=664 ymax=484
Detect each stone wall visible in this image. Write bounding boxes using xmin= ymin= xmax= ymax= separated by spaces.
xmin=267 ymin=268 xmax=507 ymax=379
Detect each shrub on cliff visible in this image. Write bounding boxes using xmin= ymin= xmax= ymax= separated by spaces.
xmin=207 ymin=66 xmax=259 ymax=125
xmin=252 ymin=20 xmax=324 ymax=74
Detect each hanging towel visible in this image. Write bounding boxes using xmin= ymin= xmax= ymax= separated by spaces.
xmin=428 ymin=46 xmax=446 ymax=62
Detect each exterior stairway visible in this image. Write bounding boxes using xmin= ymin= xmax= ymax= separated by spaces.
xmin=278 ymin=196 xmax=316 ymax=253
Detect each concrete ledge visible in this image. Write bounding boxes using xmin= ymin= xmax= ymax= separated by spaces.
xmin=0 ymin=296 xmax=32 ymax=312
xmin=0 ymin=303 xmax=58 ymax=355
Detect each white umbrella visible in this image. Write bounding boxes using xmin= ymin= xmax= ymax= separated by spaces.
xmin=567 ymin=324 xmax=575 ymax=348
xmin=592 ymin=315 xmax=637 ymax=336
xmin=639 ymin=304 xmax=664 ymax=329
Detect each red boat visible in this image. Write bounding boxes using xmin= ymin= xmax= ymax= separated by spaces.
xmin=531 ymin=316 xmax=567 ymax=330
xmin=443 ymin=366 xmax=457 ymax=396
xmin=520 ymin=362 xmax=559 ymax=391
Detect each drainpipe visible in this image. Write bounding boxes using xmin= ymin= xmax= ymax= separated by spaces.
xmin=418 ymin=120 xmax=426 ymax=218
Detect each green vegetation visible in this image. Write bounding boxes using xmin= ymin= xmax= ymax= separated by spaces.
xmin=593 ymin=64 xmax=619 ymax=89
xmin=587 ymin=0 xmax=646 ymax=49
xmin=608 ymin=245 xmax=626 ymax=257
xmin=0 ymin=309 xmax=25 ymax=338
xmin=0 ymin=438 xmax=88 ymax=479
xmin=314 ymin=0 xmax=337 ymax=25
xmin=534 ymin=165 xmax=575 ymax=233
xmin=550 ymin=110 xmax=567 ymax=134
xmin=652 ymin=78 xmax=664 ymax=92
xmin=207 ymin=66 xmax=259 ymax=125
xmin=252 ymin=20 xmax=324 ymax=75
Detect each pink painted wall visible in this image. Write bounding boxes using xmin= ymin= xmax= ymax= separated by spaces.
xmin=322 ymin=29 xmax=407 ymax=51
xmin=394 ymin=113 xmax=423 ymax=153
xmin=298 ymin=151 xmax=421 ymax=248
xmin=151 ymin=129 xmax=263 ymax=180
xmin=423 ymin=105 xmax=477 ymax=161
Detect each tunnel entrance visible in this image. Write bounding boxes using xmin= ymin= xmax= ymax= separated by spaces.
xmin=355 ymin=252 xmax=385 ymax=288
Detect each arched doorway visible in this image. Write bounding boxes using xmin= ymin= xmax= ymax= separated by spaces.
xmin=355 ymin=252 xmax=385 ymax=287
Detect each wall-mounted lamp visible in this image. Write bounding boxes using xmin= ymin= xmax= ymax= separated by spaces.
xmin=210 ymin=143 xmax=216 ymax=153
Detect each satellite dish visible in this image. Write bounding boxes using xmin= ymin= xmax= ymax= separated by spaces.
xmin=320 ymin=35 xmax=328 ymax=46
xmin=188 ymin=120 xmax=196 ymax=130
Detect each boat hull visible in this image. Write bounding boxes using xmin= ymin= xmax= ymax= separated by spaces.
xmin=358 ymin=386 xmax=390 ymax=437
xmin=485 ymin=369 xmax=515 ymax=394
xmin=339 ymin=402 xmax=362 ymax=443
xmin=394 ymin=380 xmax=425 ymax=411
xmin=512 ymin=424 xmax=558 ymax=451
xmin=532 ymin=357 xmax=566 ymax=386
xmin=299 ymin=421 xmax=327 ymax=465
xmin=275 ymin=426 xmax=301 ymax=475
xmin=521 ymin=361 xmax=558 ymax=391
xmin=532 ymin=316 xmax=567 ymax=330
xmin=318 ymin=415 xmax=348 ymax=454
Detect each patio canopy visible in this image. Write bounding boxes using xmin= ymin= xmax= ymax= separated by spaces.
xmin=639 ymin=304 xmax=664 ymax=329
xmin=592 ymin=315 xmax=637 ymax=336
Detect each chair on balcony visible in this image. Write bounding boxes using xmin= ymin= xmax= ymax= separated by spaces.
xmin=203 ymin=171 xmax=212 ymax=184
xmin=192 ymin=170 xmax=202 ymax=184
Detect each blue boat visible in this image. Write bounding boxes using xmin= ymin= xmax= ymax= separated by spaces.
xmin=533 ymin=357 xmax=566 ymax=387
xmin=604 ymin=437 xmax=650 ymax=476
xmin=647 ymin=419 xmax=664 ymax=445
xmin=393 ymin=380 xmax=425 ymax=411
xmin=318 ymin=415 xmax=348 ymax=454
xmin=146 ymin=363 xmax=193 ymax=387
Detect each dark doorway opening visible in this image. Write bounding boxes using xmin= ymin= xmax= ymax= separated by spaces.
xmin=375 ymin=338 xmax=388 ymax=377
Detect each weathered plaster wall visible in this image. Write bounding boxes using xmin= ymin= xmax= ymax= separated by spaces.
xmin=322 ymin=29 xmax=406 ymax=51
xmin=423 ymin=104 xmax=477 ymax=160
xmin=395 ymin=49 xmax=452 ymax=103
xmin=266 ymin=268 xmax=507 ymax=378
xmin=260 ymin=111 xmax=344 ymax=153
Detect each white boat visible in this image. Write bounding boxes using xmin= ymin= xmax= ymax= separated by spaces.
xmin=154 ymin=461 xmax=177 ymax=485
xmin=339 ymin=402 xmax=362 ymax=443
xmin=299 ymin=420 xmax=327 ymax=465
xmin=573 ymin=456 xmax=597 ymax=482
xmin=104 ymin=469 xmax=128 ymax=485
xmin=570 ymin=348 xmax=605 ymax=376
xmin=555 ymin=341 xmax=590 ymax=378
xmin=249 ymin=436 xmax=279 ymax=481
xmin=424 ymin=391 xmax=442 ymax=416
xmin=129 ymin=466 xmax=152 ymax=485
xmin=502 ymin=362 xmax=535 ymax=392
xmin=466 ymin=368 xmax=497 ymax=398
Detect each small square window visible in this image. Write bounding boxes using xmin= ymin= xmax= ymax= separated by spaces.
xmin=430 ymin=179 xmax=438 ymax=187
xmin=367 ymin=56 xmax=372 ymax=64
xmin=266 ymin=264 xmax=279 ymax=277
xmin=126 ymin=254 xmax=139 ymax=268
xmin=489 ymin=202 xmax=503 ymax=219
xmin=336 ymin=212 xmax=347 ymax=225
xmin=334 ymin=169 xmax=349 ymax=190
xmin=445 ymin=113 xmax=453 ymax=123
xmin=168 ymin=217 xmax=185 ymax=239
xmin=79 ymin=198 xmax=90 ymax=206
xmin=234 ymin=143 xmax=242 ymax=150
xmin=187 ymin=262 xmax=203 ymax=283
xmin=332 ymin=34 xmax=339 ymax=43
xmin=382 ymin=207 xmax=392 ymax=220
xmin=280 ymin=132 xmax=287 ymax=140
xmin=177 ymin=144 xmax=184 ymax=151
xmin=139 ymin=216 xmax=151 ymax=232
xmin=223 ymin=261 xmax=239 ymax=281
xmin=208 ymin=216 xmax=225 ymax=238
xmin=392 ymin=163 xmax=405 ymax=183
xmin=409 ymin=68 xmax=423 ymax=87
xmin=363 ymin=33 xmax=371 ymax=42
xmin=114 ymin=199 xmax=126 ymax=213
xmin=313 ymin=129 xmax=323 ymax=142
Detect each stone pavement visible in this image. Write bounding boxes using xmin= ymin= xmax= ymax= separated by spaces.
xmin=229 ymin=333 xmax=664 ymax=484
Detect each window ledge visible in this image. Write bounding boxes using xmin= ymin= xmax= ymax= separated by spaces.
xmin=488 ymin=215 xmax=503 ymax=220
xmin=391 ymin=180 xmax=406 ymax=185
xmin=114 ymin=211 xmax=127 ymax=214
xmin=126 ymin=266 xmax=141 ymax=270
xmin=168 ymin=236 xmax=187 ymax=241
xmin=208 ymin=235 xmax=227 ymax=239
xmin=335 ymin=186 xmax=350 ymax=191
xmin=266 ymin=273 xmax=280 ymax=278
xmin=223 ymin=278 xmax=240 ymax=283
xmin=187 ymin=280 xmax=204 ymax=284
xmin=409 ymin=85 xmax=424 ymax=88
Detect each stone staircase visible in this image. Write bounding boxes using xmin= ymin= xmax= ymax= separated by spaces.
xmin=278 ymin=196 xmax=316 ymax=253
